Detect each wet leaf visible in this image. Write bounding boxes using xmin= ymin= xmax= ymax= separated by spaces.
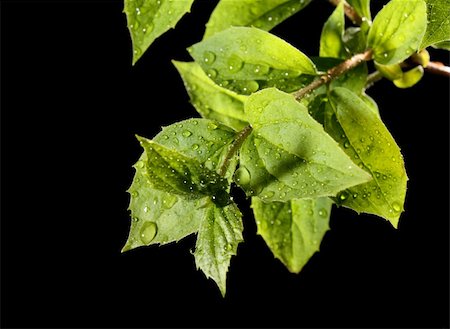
xmin=252 ymin=197 xmax=332 ymax=273
xmin=236 ymin=88 xmax=372 ymax=202
xmin=320 ymin=2 xmax=346 ymax=59
xmin=173 ymin=61 xmax=248 ymax=131
xmin=393 ymin=65 xmax=424 ymax=88
xmin=195 ymin=201 xmax=243 ymax=296
xmin=367 ymin=0 xmax=427 ymax=65
xmin=421 ymin=0 xmax=450 ymax=49
xmin=189 ymin=27 xmax=317 ymax=94
xmin=327 ymin=87 xmax=408 ymax=227
xmin=204 ymin=0 xmax=312 ymax=39
xmin=347 ymin=0 xmax=372 ymax=21
xmin=124 ymin=0 xmax=194 ymax=64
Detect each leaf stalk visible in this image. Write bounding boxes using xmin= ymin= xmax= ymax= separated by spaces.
xmin=218 ymin=125 xmax=253 ymax=177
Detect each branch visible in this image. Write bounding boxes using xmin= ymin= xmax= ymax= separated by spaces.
xmin=218 ymin=125 xmax=253 ymax=177
xmin=328 ymin=0 xmax=363 ymax=25
xmin=329 ymin=0 xmax=450 ymax=80
xmin=422 ymin=61 xmax=450 ymax=77
xmin=294 ymin=49 xmax=373 ymax=100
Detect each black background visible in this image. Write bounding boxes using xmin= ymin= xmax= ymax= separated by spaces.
xmin=1 ymin=0 xmax=449 ymax=328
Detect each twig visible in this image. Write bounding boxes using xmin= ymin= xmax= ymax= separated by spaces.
xmin=327 ymin=0 xmax=363 ymax=25
xmin=329 ymin=0 xmax=450 ymax=80
xmin=218 ymin=125 xmax=253 ymax=177
xmin=294 ymin=49 xmax=373 ymax=100
xmin=422 ymin=61 xmax=450 ymax=77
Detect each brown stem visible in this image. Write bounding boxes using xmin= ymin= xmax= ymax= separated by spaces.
xmin=294 ymin=49 xmax=373 ymax=100
xmin=329 ymin=0 xmax=450 ymax=80
xmin=422 ymin=61 xmax=450 ymax=77
xmin=218 ymin=125 xmax=253 ymax=177
xmin=328 ymin=0 xmax=363 ymax=25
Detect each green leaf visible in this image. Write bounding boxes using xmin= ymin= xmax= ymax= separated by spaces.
xmin=367 ymin=0 xmax=427 ymax=65
xmin=421 ymin=0 xmax=450 ymax=49
xmin=124 ymin=119 xmax=244 ymax=295
xmin=252 ymin=197 xmax=332 ymax=273
xmin=327 ymin=87 xmax=408 ymax=227
xmin=204 ymin=0 xmax=312 ymax=39
xmin=359 ymin=92 xmax=380 ymax=118
xmin=194 ymin=201 xmax=243 ymax=296
xmin=235 ymin=88 xmax=372 ymax=202
xmin=346 ymin=0 xmax=372 ymax=21
xmin=136 ymin=136 xmax=230 ymax=203
xmin=124 ymin=0 xmax=195 ymax=65
xmin=152 ymin=119 xmax=238 ymax=182
xmin=123 ymin=163 xmax=206 ymax=251
xmin=432 ymin=40 xmax=450 ymax=50
xmin=374 ymin=62 xmax=403 ymax=80
xmin=343 ymin=27 xmax=368 ymax=55
xmin=173 ymin=61 xmax=249 ymax=131
xmin=393 ymin=65 xmax=424 ymax=88
xmin=189 ymin=27 xmax=317 ymax=94
xmin=320 ymin=2 xmax=346 ymax=59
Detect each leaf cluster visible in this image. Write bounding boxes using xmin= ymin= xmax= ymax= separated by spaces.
xmin=122 ymin=0 xmax=449 ymax=295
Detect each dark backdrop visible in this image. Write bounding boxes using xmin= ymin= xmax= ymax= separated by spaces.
xmin=1 ymin=0 xmax=449 ymax=328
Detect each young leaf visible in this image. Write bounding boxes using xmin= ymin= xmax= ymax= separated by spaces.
xmin=327 ymin=87 xmax=408 ymax=227
xmin=320 ymin=2 xmax=346 ymax=59
xmin=393 ymin=65 xmax=424 ymax=88
xmin=204 ymin=0 xmax=312 ymax=39
xmin=367 ymin=0 xmax=427 ymax=65
xmin=374 ymin=62 xmax=403 ymax=80
xmin=343 ymin=27 xmax=368 ymax=55
xmin=137 ymin=136 xmax=230 ymax=203
xmin=432 ymin=40 xmax=450 ymax=50
xmin=123 ymin=158 xmax=206 ymax=251
xmin=173 ymin=61 xmax=249 ymax=131
xmin=235 ymin=88 xmax=372 ymax=202
xmin=124 ymin=0 xmax=195 ymax=64
xmin=346 ymin=0 xmax=372 ymax=21
xmin=123 ymin=118 xmax=236 ymax=251
xmin=252 ymin=197 xmax=332 ymax=273
xmin=155 ymin=119 xmax=238 ymax=181
xmin=189 ymin=27 xmax=317 ymax=94
xmin=420 ymin=0 xmax=450 ymax=49
xmin=195 ymin=201 xmax=243 ymax=296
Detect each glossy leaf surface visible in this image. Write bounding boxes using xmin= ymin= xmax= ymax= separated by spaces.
xmin=125 ymin=0 xmax=194 ymax=64
xmin=190 ymin=27 xmax=317 ymax=94
xmin=252 ymin=197 xmax=332 ymax=272
xmin=236 ymin=88 xmax=372 ymax=202
xmin=421 ymin=0 xmax=450 ymax=49
xmin=328 ymin=88 xmax=408 ymax=227
xmin=320 ymin=2 xmax=346 ymax=59
xmin=204 ymin=0 xmax=312 ymax=38
xmin=173 ymin=61 xmax=248 ymax=131
xmin=367 ymin=0 xmax=427 ymax=65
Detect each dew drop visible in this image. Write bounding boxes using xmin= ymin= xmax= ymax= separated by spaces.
xmin=227 ymin=55 xmax=243 ymax=73
xmin=254 ymin=64 xmax=270 ymax=75
xmin=192 ymin=144 xmax=199 ymax=150
xmin=392 ymin=202 xmax=401 ymax=212
xmin=208 ymin=122 xmax=218 ymax=130
xmin=318 ymin=208 xmax=328 ymax=217
xmin=163 ymin=195 xmax=178 ymax=209
xmin=135 ymin=160 xmax=144 ymax=168
xmin=234 ymin=166 xmax=251 ymax=186
xmin=140 ymin=222 xmax=157 ymax=244
xmin=182 ymin=130 xmax=192 ymax=137
xmin=343 ymin=141 xmax=350 ymax=148
xmin=338 ymin=191 xmax=349 ymax=201
xmin=203 ymin=51 xmax=216 ymax=64
xmin=143 ymin=206 xmax=149 ymax=213
xmin=206 ymin=68 xmax=218 ymax=78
